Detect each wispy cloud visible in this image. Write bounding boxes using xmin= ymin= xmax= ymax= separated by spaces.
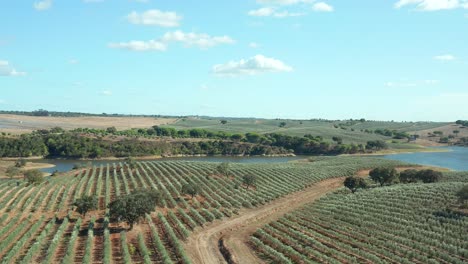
xmin=127 ymin=9 xmax=182 ymax=27
xmin=109 ymin=30 xmax=234 ymax=52
xmin=312 ymin=2 xmax=334 ymax=12
xmin=0 ymin=60 xmax=26 ymax=77
xmin=213 ymin=55 xmax=293 ymax=76
xmin=34 ymin=0 xmax=52 ymax=11
xmin=248 ymin=7 xmax=305 ymax=17
xmin=395 ymin=0 xmax=468 ymax=11
xmin=99 ymin=90 xmax=112 ymax=96
xmin=249 ymin=42 xmax=261 ymax=48
xmin=108 ymin=40 xmax=167 ymax=52
xmin=256 ymin=0 xmax=313 ymax=5
xmin=69 ymin=59 xmax=79 ymax=65
xmin=434 ymin=54 xmax=456 ymax=61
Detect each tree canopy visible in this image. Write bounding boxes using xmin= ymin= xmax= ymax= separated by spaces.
xmin=6 ymin=166 xmax=21 ymax=179
xmin=242 ymin=174 xmax=257 ymax=189
xmin=73 ymin=195 xmax=98 ymax=217
xmin=456 ymin=185 xmax=468 ymax=204
xmin=215 ymin=162 xmax=230 ymax=177
xmin=24 ymin=170 xmax=44 ymax=185
xmin=108 ymin=189 xmax=161 ymax=230
xmin=369 ymin=167 xmax=398 ymax=186
xmin=344 ymin=176 xmax=367 ymax=193
xmin=181 ymin=182 xmax=200 ymax=198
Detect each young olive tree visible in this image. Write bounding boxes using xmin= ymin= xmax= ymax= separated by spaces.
xmin=215 ymin=162 xmax=230 ymax=177
xmin=242 ymin=174 xmax=257 ymax=190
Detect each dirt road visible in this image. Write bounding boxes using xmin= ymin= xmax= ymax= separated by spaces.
xmin=184 ymin=177 xmax=346 ymax=264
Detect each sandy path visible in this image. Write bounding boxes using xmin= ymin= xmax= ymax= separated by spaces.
xmin=184 ymin=177 xmax=346 ymax=264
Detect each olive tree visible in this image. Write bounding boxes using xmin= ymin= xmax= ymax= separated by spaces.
xmin=215 ymin=162 xmax=230 ymax=177
xmin=242 ymin=174 xmax=257 ymax=190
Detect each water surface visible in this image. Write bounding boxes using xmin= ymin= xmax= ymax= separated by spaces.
xmin=38 ymin=155 xmax=305 ymax=173
xmin=383 ymin=146 xmax=468 ymax=171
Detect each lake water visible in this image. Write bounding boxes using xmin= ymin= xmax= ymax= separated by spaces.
xmin=36 ymin=146 xmax=468 ymax=174
xmin=37 ymin=156 xmax=305 ymax=174
xmin=383 ymin=146 xmax=468 ymax=171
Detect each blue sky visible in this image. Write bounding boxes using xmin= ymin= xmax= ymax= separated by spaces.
xmin=0 ymin=0 xmax=467 ymax=121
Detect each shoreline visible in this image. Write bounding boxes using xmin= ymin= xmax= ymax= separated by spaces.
xmin=339 ymin=147 xmax=451 ymax=157
xmin=1 ymin=153 xmax=296 ymax=162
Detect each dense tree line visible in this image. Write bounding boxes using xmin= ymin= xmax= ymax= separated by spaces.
xmin=0 ymin=131 xmax=289 ymax=158
xmin=456 ymin=120 xmax=468 ymax=127
xmin=74 ymin=126 xmax=388 ymax=155
xmin=0 ymin=126 xmax=391 ymax=158
xmin=344 ymin=168 xmax=442 ymax=193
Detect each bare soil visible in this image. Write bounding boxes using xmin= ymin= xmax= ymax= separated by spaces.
xmin=183 ymin=177 xmax=348 ymax=264
xmin=0 ymin=114 xmax=176 ymax=134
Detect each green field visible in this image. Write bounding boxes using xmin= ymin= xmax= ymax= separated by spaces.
xmin=252 ymin=172 xmax=467 ymax=264
xmin=164 ymin=118 xmax=448 ymax=145
xmin=0 ymin=157 xmax=406 ymax=264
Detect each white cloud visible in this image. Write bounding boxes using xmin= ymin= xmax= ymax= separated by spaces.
xmin=394 ymin=0 xmax=468 ymax=11
xmin=256 ymin=0 xmax=312 ymax=5
xmin=0 ymin=60 xmax=26 ymax=77
xmin=108 ymin=40 xmax=167 ymax=52
xmin=69 ymin=59 xmax=79 ymax=64
xmin=34 ymin=0 xmax=52 ymax=11
xmin=127 ymin=9 xmax=182 ymax=27
xmin=109 ymin=30 xmax=234 ymax=51
xmin=213 ymin=55 xmax=293 ymax=76
xmin=248 ymin=7 xmax=305 ymax=17
xmin=99 ymin=90 xmax=112 ymax=96
xmin=249 ymin=42 xmax=261 ymax=48
xmin=161 ymin=31 xmax=235 ymax=49
xmin=249 ymin=7 xmax=276 ymax=16
xmin=434 ymin=54 xmax=456 ymax=61
xmin=312 ymin=2 xmax=334 ymax=12
xmin=0 ymin=99 xmax=5 ymax=104
xmin=83 ymin=0 xmax=105 ymax=2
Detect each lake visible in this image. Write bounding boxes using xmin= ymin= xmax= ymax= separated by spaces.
xmin=37 ymin=155 xmax=305 ymax=174
xmin=383 ymin=146 xmax=468 ymax=171
xmin=37 ymin=147 xmax=468 ymax=174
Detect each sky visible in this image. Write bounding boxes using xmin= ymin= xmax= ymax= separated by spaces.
xmin=0 ymin=0 xmax=467 ymax=121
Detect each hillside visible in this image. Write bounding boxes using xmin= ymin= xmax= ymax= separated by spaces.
xmin=0 ymin=157 xmax=406 ymax=263
xmin=163 ymin=118 xmax=448 ymax=145
xmin=251 ymin=173 xmax=468 ymax=263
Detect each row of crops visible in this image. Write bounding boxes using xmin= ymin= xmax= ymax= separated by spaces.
xmin=0 ymin=157 xmax=408 ymax=263
xmin=251 ymin=179 xmax=467 ymax=264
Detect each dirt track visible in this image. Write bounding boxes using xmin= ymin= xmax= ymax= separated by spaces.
xmin=184 ymin=177 xmax=346 ymax=264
